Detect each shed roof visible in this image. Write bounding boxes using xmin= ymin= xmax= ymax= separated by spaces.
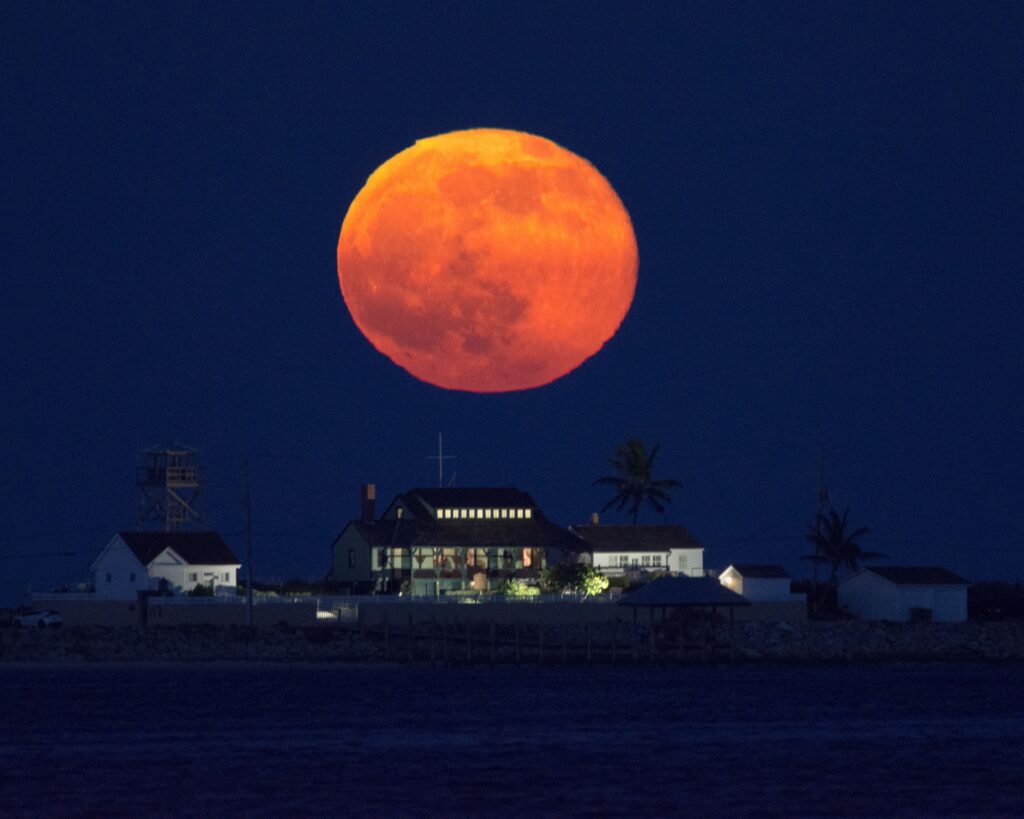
xmin=863 ymin=566 xmax=969 ymax=586
xmin=726 ymin=564 xmax=790 ymax=579
xmin=618 ymin=576 xmax=751 ymax=608
xmin=570 ymin=524 xmax=702 ymax=553
xmin=347 ymin=517 xmax=583 ymax=552
xmin=401 ymin=487 xmax=537 ymax=519
xmin=117 ymin=531 xmax=240 ymax=566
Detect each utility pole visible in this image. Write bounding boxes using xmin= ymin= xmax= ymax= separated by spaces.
xmin=244 ymin=459 xmax=254 ymax=629
xmin=811 ymin=449 xmax=829 ymax=613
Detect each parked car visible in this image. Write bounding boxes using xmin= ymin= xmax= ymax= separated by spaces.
xmin=13 ymin=610 xmax=63 ymax=629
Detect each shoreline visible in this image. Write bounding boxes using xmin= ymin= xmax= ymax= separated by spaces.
xmin=2 ymin=620 xmax=1023 ymax=666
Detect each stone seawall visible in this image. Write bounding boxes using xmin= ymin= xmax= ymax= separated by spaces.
xmin=2 ymin=621 xmax=1023 ymax=664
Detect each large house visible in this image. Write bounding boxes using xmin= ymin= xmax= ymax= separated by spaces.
xmin=838 ymin=566 xmax=970 ymax=622
xmin=328 ymin=485 xmax=583 ymax=596
xmin=91 ymin=531 xmax=241 ymax=599
xmin=569 ymin=520 xmax=705 ymax=577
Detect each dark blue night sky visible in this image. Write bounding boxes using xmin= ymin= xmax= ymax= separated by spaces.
xmin=3 ymin=2 xmax=1022 ymax=603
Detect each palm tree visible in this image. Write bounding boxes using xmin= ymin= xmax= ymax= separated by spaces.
xmin=802 ymin=507 xmax=884 ymax=610
xmin=595 ymin=438 xmax=680 ymax=524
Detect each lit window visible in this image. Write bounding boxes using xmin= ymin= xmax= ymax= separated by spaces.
xmin=501 ymin=509 xmax=508 ymax=518
xmin=469 ymin=509 xmax=476 ymax=519
xmin=516 ymin=509 xmax=524 ymax=519
xmin=524 ymin=509 xmax=532 ymax=519
xmin=485 ymin=509 xmax=492 ymax=519
xmin=476 ymin=509 xmax=483 ymax=518
xmin=459 ymin=509 xmax=467 ymax=519
xmin=523 ymin=549 xmax=532 ymax=568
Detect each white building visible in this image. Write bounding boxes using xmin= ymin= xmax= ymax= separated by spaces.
xmin=569 ymin=523 xmax=704 ymax=577
xmin=719 ymin=564 xmax=800 ymax=602
xmin=838 ymin=566 xmax=970 ymax=622
xmin=92 ymin=531 xmax=241 ymax=599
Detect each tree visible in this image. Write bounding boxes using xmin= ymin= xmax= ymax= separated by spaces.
xmin=802 ymin=507 xmax=884 ymax=612
xmin=595 ymin=438 xmax=680 ymax=524
xmin=541 ymin=564 xmax=609 ymax=597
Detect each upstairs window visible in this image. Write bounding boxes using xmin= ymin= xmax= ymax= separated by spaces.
xmin=524 ymin=509 xmax=532 ymax=519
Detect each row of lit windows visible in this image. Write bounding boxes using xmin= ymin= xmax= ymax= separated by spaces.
xmin=437 ymin=507 xmax=532 ymax=520
xmin=617 ymin=555 xmax=663 ymax=567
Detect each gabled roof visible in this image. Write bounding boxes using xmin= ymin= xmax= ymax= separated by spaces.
xmin=726 ymin=564 xmax=790 ymax=579
xmin=117 ymin=531 xmax=240 ymax=567
xmin=570 ymin=524 xmax=702 ymax=553
xmin=400 ymin=487 xmax=537 ymax=520
xmin=343 ymin=516 xmax=584 ymax=552
xmin=861 ymin=566 xmax=969 ymax=586
xmin=619 ymin=576 xmax=751 ymax=608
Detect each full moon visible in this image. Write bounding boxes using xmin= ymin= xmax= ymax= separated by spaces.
xmin=337 ymin=128 xmax=638 ymax=393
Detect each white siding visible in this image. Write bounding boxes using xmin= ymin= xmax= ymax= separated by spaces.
xmin=839 ymin=571 xmax=968 ymax=622
xmin=591 ymin=550 xmax=669 ymax=575
xmin=669 ymin=548 xmax=704 ymax=577
xmin=92 ymin=536 xmax=152 ymax=599
xmin=147 ymin=550 xmax=238 ymax=593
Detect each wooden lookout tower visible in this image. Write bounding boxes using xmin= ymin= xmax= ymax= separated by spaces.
xmin=136 ymin=445 xmax=205 ymax=531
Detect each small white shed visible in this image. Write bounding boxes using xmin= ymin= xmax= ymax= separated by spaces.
xmin=719 ymin=564 xmax=799 ymax=602
xmin=838 ymin=566 xmax=969 ymax=622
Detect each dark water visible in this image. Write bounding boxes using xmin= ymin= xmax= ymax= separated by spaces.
xmin=0 ymin=663 xmax=1022 ymax=817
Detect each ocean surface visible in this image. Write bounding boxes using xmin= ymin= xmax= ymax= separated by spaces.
xmin=0 ymin=663 xmax=1022 ymax=817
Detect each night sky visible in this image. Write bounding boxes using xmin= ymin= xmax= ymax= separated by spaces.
xmin=3 ymin=2 xmax=1023 ymax=604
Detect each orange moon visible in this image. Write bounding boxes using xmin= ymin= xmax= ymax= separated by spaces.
xmin=336 ymin=128 xmax=638 ymax=393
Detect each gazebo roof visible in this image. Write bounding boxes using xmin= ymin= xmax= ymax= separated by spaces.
xmin=618 ymin=576 xmax=751 ymax=608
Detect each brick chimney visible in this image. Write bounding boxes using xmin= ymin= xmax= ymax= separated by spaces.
xmin=361 ymin=483 xmax=376 ymax=523
xmin=591 ymin=512 xmax=599 ymax=525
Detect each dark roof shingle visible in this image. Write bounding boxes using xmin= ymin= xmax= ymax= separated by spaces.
xmin=118 ymin=531 xmax=240 ymax=566
xmin=865 ymin=566 xmax=969 ymax=586
xmin=727 ymin=564 xmax=790 ymax=579
xmin=349 ymin=517 xmax=584 ymax=551
xmin=570 ymin=524 xmax=702 ymax=553
xmin=402 ymin=488 xmax=537 ymax=520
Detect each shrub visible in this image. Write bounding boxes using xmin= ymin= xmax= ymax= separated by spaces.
xmin=498 ymin=578 xmax=539 ymax=598
xmin=541 ymin=564 xmax=609 ymax=597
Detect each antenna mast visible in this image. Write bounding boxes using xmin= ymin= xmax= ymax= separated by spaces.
xmin=426 ymin=433 xmax=455 ymax=487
